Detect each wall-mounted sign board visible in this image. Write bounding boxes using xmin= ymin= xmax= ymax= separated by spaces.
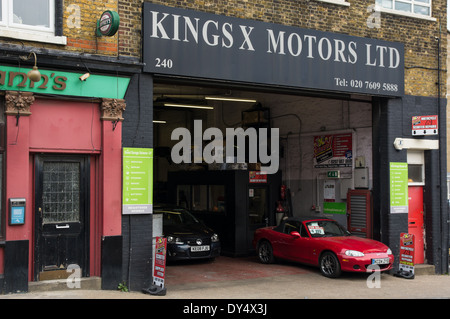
xmin=122 ymin=148 xmax=153 ymax=215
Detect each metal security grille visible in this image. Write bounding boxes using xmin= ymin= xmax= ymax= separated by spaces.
xmin=347 ymin=189 xmax=372 ymax=238
xmin=42 ymin=162 xmax=80 ymax=224
xmin=350 ymin=195 xmax=368 ymax=237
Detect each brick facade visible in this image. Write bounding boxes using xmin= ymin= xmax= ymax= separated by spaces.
xmin=119 ymin=0 xmax=446 ymax=98
xmin=64 ymin=0 xmax=119 ymax=55
xmin=0 ymin=0 xmax=442 ymax=96
xmin=0 ymin=1 xmax=443 ymax=98
xmin=0 ymin=1 xmax=119 ymax=55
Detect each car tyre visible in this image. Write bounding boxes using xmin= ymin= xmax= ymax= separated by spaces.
xmin=319 ymin=252 xmax=342 ymax=278
xmin=258 ymin=240 xmax=275 ymax=264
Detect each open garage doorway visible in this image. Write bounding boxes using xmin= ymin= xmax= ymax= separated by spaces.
xmin=152 ymin=81 xmax=374 ymax=258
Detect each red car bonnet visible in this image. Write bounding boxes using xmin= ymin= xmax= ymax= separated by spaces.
xmin=313 ymin=235 xmax=389 ymax=253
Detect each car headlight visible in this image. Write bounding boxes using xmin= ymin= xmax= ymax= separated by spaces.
xmin=211 ymin=233 xmax=219 ymax=243
xmin=345 ymin=250 xmax=365 ymax=257
xmin=387 ymin=248 xmax=392 ymax=255
xmin=167 ymin=236 xmax=184 ymax=245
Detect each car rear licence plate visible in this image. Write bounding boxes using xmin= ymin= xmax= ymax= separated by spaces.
xmin=191 ymin=245 xmax=210 ymax=252
xmin=372 ymin=258 xmax=389 ymax=265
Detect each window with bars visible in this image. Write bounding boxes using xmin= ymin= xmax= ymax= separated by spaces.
xmin=42 ymin=162 xmax=80 ymax=224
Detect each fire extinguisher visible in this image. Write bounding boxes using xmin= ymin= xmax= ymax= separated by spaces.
xmin=276 ymin=201 xmax=285 ymax=214
xmin=276 ymin=200 xmax=285 ymax=225
xmin=280 ymin=184 xmax=286 ymax=201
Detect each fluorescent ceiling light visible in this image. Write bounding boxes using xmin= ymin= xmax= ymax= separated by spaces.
xmin=205 ymin=96 xmax=257 ymax=103
xmin=164 ymin=103 xmax=213 ymax=110
xmin=153 ymin=120 xmax=167 ymax=124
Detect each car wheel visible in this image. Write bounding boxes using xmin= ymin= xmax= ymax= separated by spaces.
xmin=319 ymin=252 xmax=342 ymax=278
xmin=258 ymin=240 xmax=275 ymax=264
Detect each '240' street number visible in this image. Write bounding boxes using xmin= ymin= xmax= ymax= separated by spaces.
xmin=155 ymin=58 xmax=173 ymax=69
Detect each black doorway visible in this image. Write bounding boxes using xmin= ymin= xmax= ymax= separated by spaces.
xmin=34 ymin=154 xmax=90 ymax=281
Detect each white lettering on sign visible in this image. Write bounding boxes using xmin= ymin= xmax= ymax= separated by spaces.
xmin=143 ymin=4 xmax=404 ymax=97
xmin=150 ymin=11 xmax=254 ymax=51
xmin=365 ymin=44 xmax=400 ymax=68
xmin=148 ymin=9 xmax=401 ymax=68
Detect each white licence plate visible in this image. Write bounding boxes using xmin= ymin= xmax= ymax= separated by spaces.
xmin=191 ymin=245 xmax=210 ymax=252
xmin=372 ymin=257 xmax=389 ymax=265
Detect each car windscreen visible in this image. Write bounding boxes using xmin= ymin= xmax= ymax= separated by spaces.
xmin=305 ymin=220 xmax=350 ymax=237
xmin=156 ymin=209 xmax=200 ymax=226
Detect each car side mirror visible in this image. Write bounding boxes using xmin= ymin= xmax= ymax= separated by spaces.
xmin=290 ymin=231 xmax=301 ymax=238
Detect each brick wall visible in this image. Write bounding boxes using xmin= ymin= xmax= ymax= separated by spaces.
xmin=118 ymin=0 xmax=447 ymax=98
xmin=0 ymin=1 xmax=444 ymax=97
xmin=64 ymin=0 xmax=119 ymax=55
xmin=118 ymin=0 xmax=142 ymax=57
xmin=0 ymin=0 xmax=119 ymax=56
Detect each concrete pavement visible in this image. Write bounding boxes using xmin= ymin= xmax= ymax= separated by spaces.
xmin=3 ymin=272 xmax=450 ymax=299
xmin=165 ymin=271 xmax=450 ymax=299
xmin=1 ymin=256 xmax=450 ymax=299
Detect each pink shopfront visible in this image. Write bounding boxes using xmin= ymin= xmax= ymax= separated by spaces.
xmin=0 ymin=66 xmax=130 ymax=293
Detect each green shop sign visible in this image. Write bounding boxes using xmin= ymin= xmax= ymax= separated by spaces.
xmin=389 ymin=162 xmax=408 ymax=214
xmin=0 ymin=65 xmax=130 ymax=99
xmin=122 ymin=147 xmax=153 ymax=215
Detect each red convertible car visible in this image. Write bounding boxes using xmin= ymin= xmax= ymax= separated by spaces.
xmin=253 ymin=216 xmax=394 ymax=278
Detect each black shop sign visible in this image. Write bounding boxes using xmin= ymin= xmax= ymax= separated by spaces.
xmin=143 ymin=3 xmax=404 ymax=97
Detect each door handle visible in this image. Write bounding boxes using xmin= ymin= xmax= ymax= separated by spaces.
xmin=56 ymin=224 xmax=69 ymax=229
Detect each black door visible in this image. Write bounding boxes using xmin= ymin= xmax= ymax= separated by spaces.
xmin=34 ymin=155 xmax=89 ymax=280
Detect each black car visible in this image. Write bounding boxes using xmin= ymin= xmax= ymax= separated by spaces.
xmin=154 ymin=206 xmax=221 ymax=261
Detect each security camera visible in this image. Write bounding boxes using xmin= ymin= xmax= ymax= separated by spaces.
xmin=79 ymin=73 xmax=90 ymax=81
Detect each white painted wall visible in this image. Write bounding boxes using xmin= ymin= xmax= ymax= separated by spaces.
xmin=212 ymin=91 xmax=373 ymax=220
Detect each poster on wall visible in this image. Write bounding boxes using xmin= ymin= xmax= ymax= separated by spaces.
xmin=314 ymin=133 xmax=352 ymax=168
xmin=122 ymin=147 xmax=153 ymax=215
xmin=412 ymin=115 xmax=438 ymax=136
xmin=324 ymin=180 xmax=336 ymax=202
xmin=249 ymin=171 xmax=267 ymax=183
xmin=9 ymin=206 xmax=25 ymax=225
xmin=389 ymin=162 xmax=408 ymax=214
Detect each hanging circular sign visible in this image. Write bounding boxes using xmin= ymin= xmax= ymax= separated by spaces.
xmin=97 ymin=10 xmax=120 ymax=37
